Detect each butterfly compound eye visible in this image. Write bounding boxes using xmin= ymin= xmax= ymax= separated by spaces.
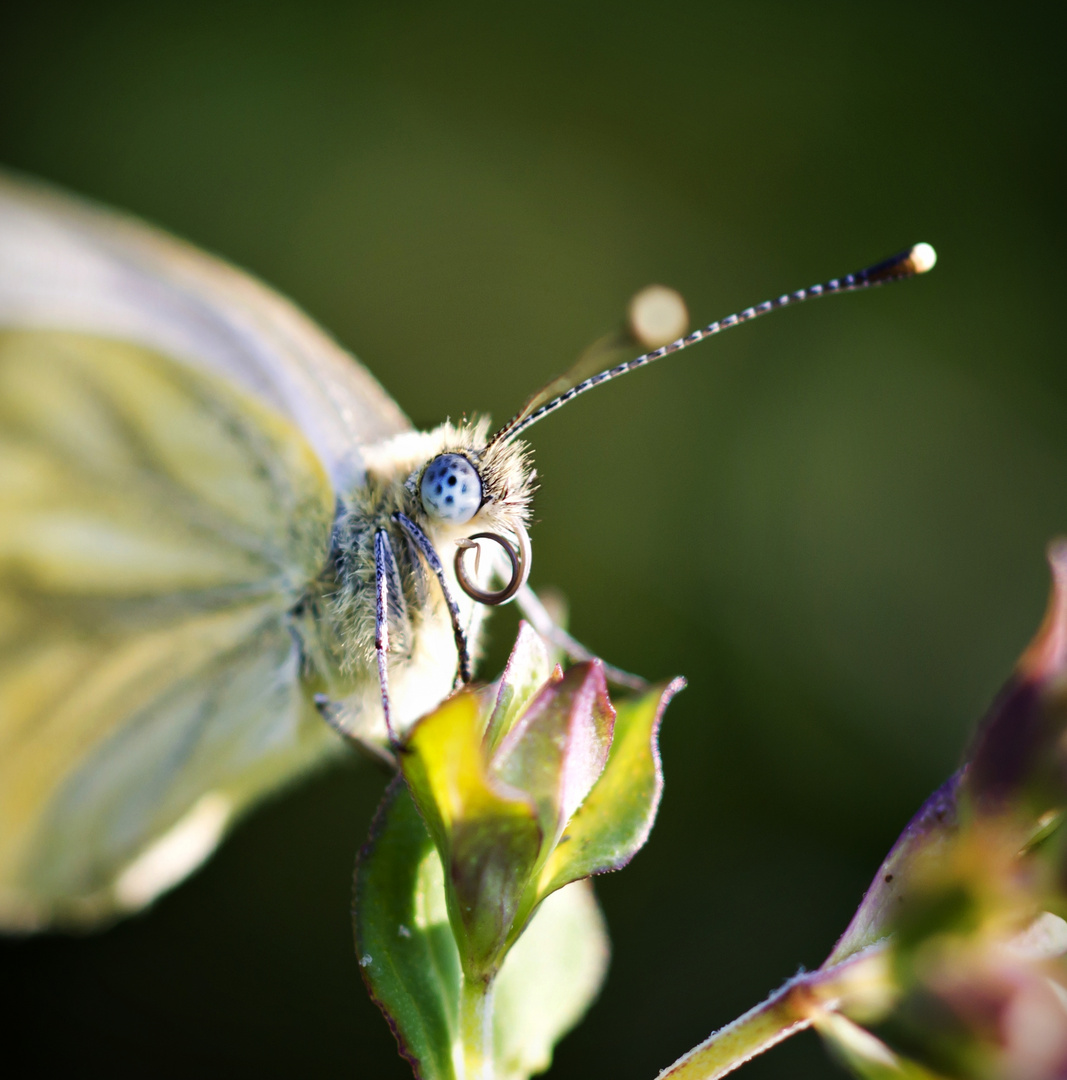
xmin=420 ymin=454 xmax=483 ymax=525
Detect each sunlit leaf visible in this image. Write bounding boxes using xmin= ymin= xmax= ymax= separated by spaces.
xmin=493 ymin=879 xmax=610 ymax=1080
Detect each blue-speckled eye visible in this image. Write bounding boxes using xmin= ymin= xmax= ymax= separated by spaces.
xmin=420 ymin=453 xmax=483 ymax=524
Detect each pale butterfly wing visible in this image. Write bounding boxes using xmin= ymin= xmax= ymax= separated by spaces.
xmin=0 ymin=174 xmax=410 ymax=928
xmin=0 ymin=171 xmax=411 ymax=488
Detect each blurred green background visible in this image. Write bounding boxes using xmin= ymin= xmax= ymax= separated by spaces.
xmin=2 ymin=2 xmax=1065 ymax=1076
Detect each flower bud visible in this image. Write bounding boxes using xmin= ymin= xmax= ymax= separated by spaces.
xmin=399 ymin=623 xmax=683 ymax=980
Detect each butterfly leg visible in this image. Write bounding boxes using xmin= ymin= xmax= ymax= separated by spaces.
xmin=393 ymin=511 xmax=472 ymax=687
xmin=515 ymin=583 xmax=648 ymax=690
xmin=374 ymin=528 xmax=402 ymax=743
xmin=312 ymin=694 xmax=397 ymax=770
xmin=319 ymin=529 xmax=405 ymax=757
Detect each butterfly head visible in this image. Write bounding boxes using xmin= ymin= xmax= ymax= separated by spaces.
xmin=375 ymin=244 xmax=938 ymax=613
xmin=402 ymin=419 xmax=536 ymax=605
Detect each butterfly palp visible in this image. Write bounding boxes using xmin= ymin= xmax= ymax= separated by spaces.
xmin=420 ymin=453 xmax=483 ymax=524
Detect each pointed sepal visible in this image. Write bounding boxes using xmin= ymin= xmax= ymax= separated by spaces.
xmin=491 ymin=660 xmax=616 ymax=853
xmin=538 ymin=677 xmax=685 ymax=896
xmin=483 ymin=621 xmax=556 ymax=754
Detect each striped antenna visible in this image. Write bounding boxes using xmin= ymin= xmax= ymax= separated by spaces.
xmin=491 ymin=243 xmax=936 ymax=445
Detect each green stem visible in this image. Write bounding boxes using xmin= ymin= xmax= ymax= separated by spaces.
xmin=459 ymin=974 xmax=496 ymax=1080
xmin=654 ymin=978 xmax=814 ymax=1080
xmin=654 ymin=944 xmax=893 ymax=1080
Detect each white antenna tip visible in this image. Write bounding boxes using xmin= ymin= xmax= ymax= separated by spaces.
xmin=628 ymin=285 xmax=689 ymax=348
xmin=909 ymin=243 xmax=937 ymax=274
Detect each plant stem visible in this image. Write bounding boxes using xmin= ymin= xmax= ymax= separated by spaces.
xmin=654 ymin=978 xmax=814 ymax=1080
xmin=654 ymin=944 xmax=893 ymax=1079
xmin=459 ymin=974 xmax=495 ymax=1080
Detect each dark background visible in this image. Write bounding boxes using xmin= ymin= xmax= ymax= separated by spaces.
xmin=2 ymin=3 xmax=1065 ymax=1077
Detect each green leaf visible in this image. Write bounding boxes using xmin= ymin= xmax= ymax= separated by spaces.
xmin=538 ymin=678 xmax=684 ymax=896
xmin=483 ymin=621 xmax=556 ymax=754
xmin=815 ymin=1014 xmax=950 ymax=1080
xmin=353 ymin=779 xmax=460 ymax=1080
xmin=401 ymin=691 xmax=543 ymax=980
xmin=493 ymin=879 xmax=610 ymax=1080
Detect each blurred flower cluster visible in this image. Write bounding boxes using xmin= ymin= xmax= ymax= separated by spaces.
xmin=661 ymin=544 xmax=1067 ymax=1080
xmin=816 ymin=542 xmax=1067 ymax=1078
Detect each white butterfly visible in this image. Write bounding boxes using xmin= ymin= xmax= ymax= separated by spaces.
xmin=0 ymin=170 xmax=935 ymax=928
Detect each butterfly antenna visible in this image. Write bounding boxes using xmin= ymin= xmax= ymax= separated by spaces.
xmin=493 ymin=243 xmax=936 ymax=445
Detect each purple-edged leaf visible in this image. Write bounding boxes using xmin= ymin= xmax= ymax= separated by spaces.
xmin=491 ymin=661 xmax=615 ymax=851
xmin=353 ymin=779 xmax=460 ymax=1080
xmin=401 ymin=691 xmax=543 ymax=980
xmin=483 ymin=621 xmax=556 ymax=754
xmin=826 ymin=774 xmax=960 ymax=966
xmin=961 ymin=542 xmax=1067 ymax=821
xmin=493 ymin=880 xmax=610 ymax=1080
xmin=537 ymin=678 xmax=684 ymax=897
xmin=828 ymin=544 xmax=1067 ymax=970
